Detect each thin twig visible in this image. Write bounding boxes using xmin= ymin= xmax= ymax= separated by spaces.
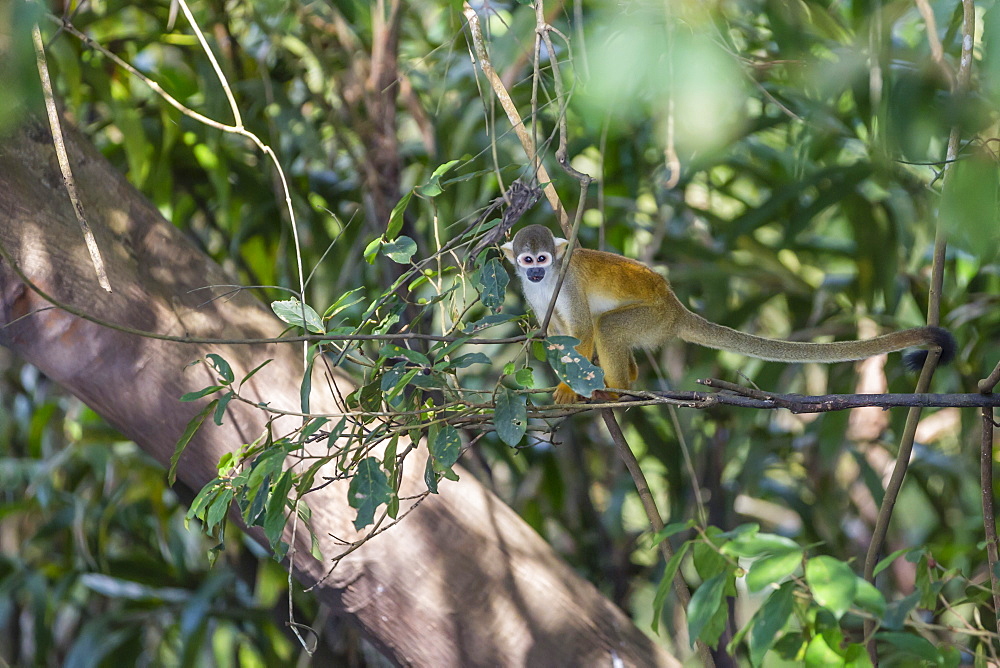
xmin=462 ymin=3 xmax=570 ymax=231
xmin=863 ymin=0 xmax=975 ymax=659
xmin=31 ymin=24 xmax=112 ymax=293
xmin=600 ymin=409 xmax=714 ymax=667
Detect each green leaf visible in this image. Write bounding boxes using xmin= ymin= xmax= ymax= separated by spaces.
xmin=883 ymin=591 xmax=920 ymax=630
xmin=348 ymin=457 xmax=392 ymax=530
xmin=940 ymin=152 xmax=1000 ymax=261
xmin=853 ymin=577 xmax=886 ymax=617
xmin=383 ymin=235 xmax=417 ymax=264
xmin=495 ymin=387 xmax=527 ymax=446
xmin=462 ymin=313 xmax=519 ymax=334
xmin=180 ymin=385 xmax=224 ymax=402
xmin=169 ymin=400 xmax=216 ymax=485
xmin=687 ymin=572 xmax=728 ymax=647
xmin=805 ymin=555 xmax=856 ymax=620
xmin=300 ymin=349 xmax=316 ymax=413
xmin=724 ymin=532 xmax=799 ymax=557
xmin=514 ymin=367 xmax=534 ymax=387
xmin=379 ymin=344 xmax=431 ymax=367
xmin=301 ymin=417 xmax=328 ymax=440
xmin=213 ymin=391 xmax=233 ymax=426
xmin=414 ymin=159 xmax=460 ymax=198
xmin=875 ymin=632 xmax=939 ymax=662
xmin=652 ymin=541 xmax=690 ymax=634
xmin=424 ymin=456 xmax=439 ymax=494
xmin=264 ymin=469 xmax=293 ymax=548
xmin=543 ymin=336 xmax=605 ymax=398
xmin=873 ymin=546 xmax=914 ymax=577
xmin=239 ymin=358 xmax=272 ymax=388
xmin=430 ymin=424 xmax=462 ymax=469
xmin=442 ymin=352 xmax=491 ymax=370
xmin=204 ymin=487 xmax=234 ymax=530
xmin=271 ymin=298 xmax=325 ymax=333
xmin=745 ymin=548 xmax=803 ymax=592
xmin=205 ymin=353 xmax=234 ymax=384
xmin=364 ymin=236 xmax=383 ymax=264
xmin=477 ymin=257 xmax=509 ymax=313
xmin=386 ymin=191 xmax=412 ymax=239
xmin=651 ymin=520 xmax=695 ymax=547
xmin=747 ymin=581 xmax=795 ymax=667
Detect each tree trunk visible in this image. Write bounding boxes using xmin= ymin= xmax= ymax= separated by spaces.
xmin=0 ymin=117 xmax=679 ymax=667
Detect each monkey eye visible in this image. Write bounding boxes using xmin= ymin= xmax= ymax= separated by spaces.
xmin=536 ymin=254 xmax=548 ymax=263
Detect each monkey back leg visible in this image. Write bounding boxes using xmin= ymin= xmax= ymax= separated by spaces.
xmin=594 ymin=304 xmax=666 ymax=393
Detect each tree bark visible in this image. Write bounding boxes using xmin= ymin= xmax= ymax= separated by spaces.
xmin=0 ymin=117 xmax=679 ymax=667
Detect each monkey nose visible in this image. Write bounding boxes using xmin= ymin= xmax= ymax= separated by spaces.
xmin=526 ymin=268 xmax=545 ymax=282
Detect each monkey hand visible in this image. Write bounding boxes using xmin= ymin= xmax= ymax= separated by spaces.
xmin=553 ymin=383 xmax=621 ymax=404
xmin=553 ymin=382 xmax=584 ymax=404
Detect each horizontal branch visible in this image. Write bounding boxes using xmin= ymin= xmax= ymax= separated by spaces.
xmin=611 ymin=383 xmax=1000 ymax=414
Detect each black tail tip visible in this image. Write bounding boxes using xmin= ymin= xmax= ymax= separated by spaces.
xmin=903 ymin=326 xmax=956 ymax=370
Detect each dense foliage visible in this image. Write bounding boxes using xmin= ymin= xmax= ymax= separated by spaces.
xmin=2 ymin=0 xmax=1000 ymax=664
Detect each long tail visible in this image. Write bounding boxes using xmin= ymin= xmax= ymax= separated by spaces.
xmin=675 ymin=311 xmax=955 ymax=366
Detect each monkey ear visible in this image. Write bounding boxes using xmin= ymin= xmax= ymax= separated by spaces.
xmin=552 ymin=237 xmax=570 ymax=259
xmin=500 ymin=241 xmax=516 ymax=262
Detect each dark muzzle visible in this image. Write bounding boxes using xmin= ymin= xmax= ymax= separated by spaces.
xmin=526 ymin=268 xmax=545 ymax=283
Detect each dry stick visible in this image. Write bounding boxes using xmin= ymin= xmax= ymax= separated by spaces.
xmin=31 ymin=24 xmax=112 ymax=293
xmin=862 ymin=0 xmax=976 ymax=660
xmin=462 ymin=3 xmax=570 ymax=233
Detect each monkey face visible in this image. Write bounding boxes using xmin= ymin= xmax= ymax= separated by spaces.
xmin=516 ymin=252 xmax=551 ymax=283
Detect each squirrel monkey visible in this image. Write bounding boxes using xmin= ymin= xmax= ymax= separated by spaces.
xmin=501 ymin=225 xmax=955 ymax=404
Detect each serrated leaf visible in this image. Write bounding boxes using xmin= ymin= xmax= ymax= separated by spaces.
xmin=383 ymin=235 xmax=417 ymax=263
xmin=271 ymin=299 xmax=325 ymax=333
xmin=477 ymin=257 xmax=509 ymax=313
xmin=543 ymin=336 xmax=605 ymax=398
xmin=805 ymin=555 xmax=856 ymax=620
xmin=348 ymin=458 xmax=392 ymax=530
xmin=514 ymin=367 xmax=534 ymax=387
xmin=495 ymin=387 xmax=527 ymax=446
xmin=386 ymin=191 xmax=412 ymax=239
xmin=169 ymin=400 xmax=216 ymax=485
